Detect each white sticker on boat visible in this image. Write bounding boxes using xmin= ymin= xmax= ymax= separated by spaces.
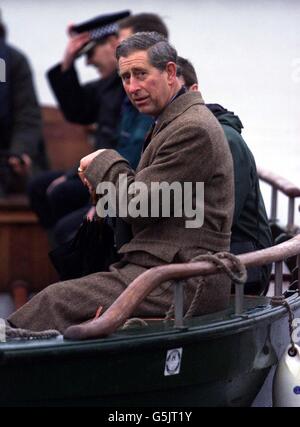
xmin=164 ymin=348 xmax=183 ymax=376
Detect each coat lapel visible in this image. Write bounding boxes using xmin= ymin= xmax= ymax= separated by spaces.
xmin=153 ymin=91 xmax=205 ymax=138
xmin=136 ymin=91 xmax=205 ymax=171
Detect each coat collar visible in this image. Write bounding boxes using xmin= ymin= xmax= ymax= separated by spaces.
xmin=153 ymin=91 xmax=205 ymax=137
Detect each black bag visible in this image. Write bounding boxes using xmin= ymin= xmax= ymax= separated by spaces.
xmin=49 ymin=218 xmax=119 ymax=281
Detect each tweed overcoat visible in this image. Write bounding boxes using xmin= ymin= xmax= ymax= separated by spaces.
xmin=9 ymin=91 xmax=234 ymax=333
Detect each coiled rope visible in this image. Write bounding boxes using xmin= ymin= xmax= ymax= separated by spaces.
xmin=165 ymin=252 xmax=247 ymax=321
xmin=122 ymin=252 xmax=247 ymax=329
xmin=4 ymin=324 xmax=60 ymax=341
xmin=271 ymin=295 xmax=298 ymax=356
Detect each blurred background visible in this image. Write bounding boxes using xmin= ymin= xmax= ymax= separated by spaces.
xmin=2 ymin=0 xmax=300 ymax=223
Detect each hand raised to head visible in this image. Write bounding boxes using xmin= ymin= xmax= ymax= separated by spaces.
xmin=61 ymin=27 xmax=91 ymax=71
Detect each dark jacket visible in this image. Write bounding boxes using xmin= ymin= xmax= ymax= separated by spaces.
xmin=207 ymin=104 xmax=272 ymax=292
xmin=47 ymin=64 xmax=125 ymax=150
xmin=117 ymin=98 xmax=153 ymax=170
xmin=0 ymin=41 xmax=47 ymax=171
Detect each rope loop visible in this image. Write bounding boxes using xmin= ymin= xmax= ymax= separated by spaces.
xmin=271 ymin=296 xmax=297 ymax=355
xmin=166 ymin=251 xmax=248 ymax=320
xmin=5 ymin=324 xmax=60 ymax=341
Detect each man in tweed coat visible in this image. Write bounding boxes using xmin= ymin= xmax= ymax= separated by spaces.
xmin=8 ymin=32 xmax=234 ymax=333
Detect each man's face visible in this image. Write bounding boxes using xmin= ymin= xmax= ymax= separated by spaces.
xmin=118 ymin=26 xmax=133 ymax=43
xmin=86 ymin=36 xmax=118 ymax=77
xmin=119 ymin=50 xmax=175 ymax=116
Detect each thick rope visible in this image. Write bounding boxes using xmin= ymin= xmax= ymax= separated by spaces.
xmin=190 ymin=252 xmax=248 ymax=285
xmin=271 ymin=296 xmax=297 ymax=356
xmin=165 ymin=252 xmax=247 ymax=321
xmin=122 ymin=318 xmax=149 ymax=329
xmin=184 ymin=277 xmax=205 ymax=319
xmin=4 ymin=324 xmax=60 ymax=341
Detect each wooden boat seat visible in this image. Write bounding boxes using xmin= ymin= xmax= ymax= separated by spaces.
xmin=42 ymin=106 xmax=93 ymax=170
xmin=0 ymin=106 xmax=93 ymax=308
xmin=0 ymin=193 xmax=59 ymax=307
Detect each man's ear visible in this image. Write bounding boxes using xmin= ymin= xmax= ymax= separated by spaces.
xmin=109 ymin=34 xmax=120 ymax=49
xmin=165 ymin=62 xmax=177 ymax=83
xmin=190 ymin=83 xmax=199 ymax=92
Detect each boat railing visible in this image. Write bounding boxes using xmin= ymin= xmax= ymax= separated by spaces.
xmin=64 ymin=234 xmax=300 ymax=340
xmin=258 ymin=167 xmax=300 ymax=233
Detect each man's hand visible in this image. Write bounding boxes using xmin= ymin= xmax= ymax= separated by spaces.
xmin=86 ymin=206 xmax=96 ymax=221
xmin=61 ymin=25 xmax=91 ymax=71
xmin=46 ymin=175 xmax=67 ymax=196
xmin=78 ymin=149 xmax=106 ymax=190
xmin=8 ymin=154 xmax=32 ymax=176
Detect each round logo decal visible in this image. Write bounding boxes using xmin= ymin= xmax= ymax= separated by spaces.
xmin=164 ymin=348 xmax=183 ymax=376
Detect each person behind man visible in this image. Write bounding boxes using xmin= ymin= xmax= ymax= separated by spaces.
xmin=7 ymin=32 xmax=234 ymax=334
xmin=28 ymin=12 xmax=169 ymax=247
xmin=0 ymin=10 xmax=47 ymax=195
xmin=35 ymin=13 xmax=169 ymax=247
xmin=177 ymin=56 xmax=272 ymax=294
xmin=28 ymin=11 xmax=130 ymax=239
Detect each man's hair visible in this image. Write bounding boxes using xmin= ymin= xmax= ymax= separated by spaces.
xmin=116 ymin=31 xmax=177 ymax=72
xmin=118 ymin=13 xmax=168 ymax=39
xmin=176 ymin=56 xmax=198 ymax=88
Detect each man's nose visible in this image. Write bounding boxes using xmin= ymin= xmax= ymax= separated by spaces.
xmin=128 ymin=78 xmax=140 ymax=94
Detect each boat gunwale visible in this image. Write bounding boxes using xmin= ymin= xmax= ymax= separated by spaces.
xmin=1 ymin=293 xmax=300 ymax=359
